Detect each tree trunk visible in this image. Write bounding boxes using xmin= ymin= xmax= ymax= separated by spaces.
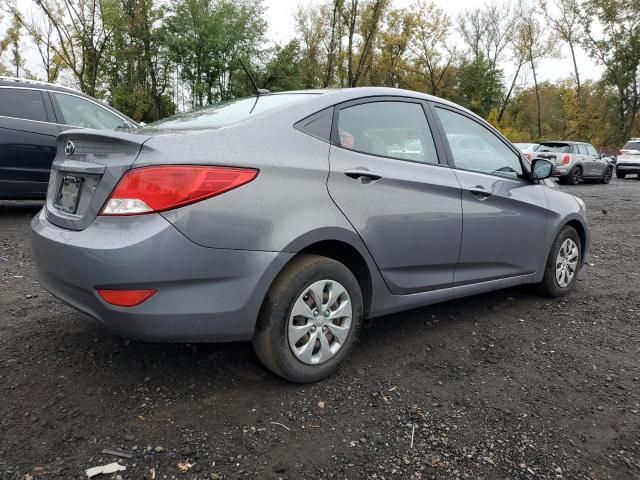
xmin=568 ymin=40 xmax=581 ymax=95
xmin=531 ymin=58 xmax=542 ymax=139
xmin=498 ymin=60 xmax=523 ymax=123
xmin=323 ymin=0 xmax=341 ymax=88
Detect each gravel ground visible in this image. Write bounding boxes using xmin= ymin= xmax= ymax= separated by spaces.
xmin=1 ymin=178 xmax=639 ymax=480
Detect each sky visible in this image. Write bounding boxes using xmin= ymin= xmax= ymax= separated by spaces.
xmin=264 ymin=0 xmax=603 ymax=84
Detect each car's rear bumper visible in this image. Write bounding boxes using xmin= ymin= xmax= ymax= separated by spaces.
xmin=616 ymin=162 xmax=640 ymax=172
xmin=31 ymin=208 xmax=293 ymax=342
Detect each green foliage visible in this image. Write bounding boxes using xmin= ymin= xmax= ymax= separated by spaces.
xmin=457 ymin=56 xmax=504 ymax=118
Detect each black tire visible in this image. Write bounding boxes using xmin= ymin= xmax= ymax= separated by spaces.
xmin=601 ymin=166 xmax=613 ymax=184
xmin=253 ymin=255 xmax=363 ymax=383
xmin=567 ymin=166 xmax=582 ymax=185
xmin=616 ymin=169 xmax=627 ymax=179
xmin=538 ymin=226 xmax=582 ymax=298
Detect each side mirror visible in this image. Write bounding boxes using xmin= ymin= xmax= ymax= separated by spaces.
xmin=531 ymin=158 xmax=554 ymax=181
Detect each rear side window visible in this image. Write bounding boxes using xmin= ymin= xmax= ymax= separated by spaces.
xmin=52 ymin=93 xmax=126 ymax=130
xmin=148 ymin=94 xmax=318 ymax=130
xmin=335 ymin=101 xmax=439 ymax=165
xmin=0 ymin=88 xmax=48 ymax=122
xmin=623 ymin=141 xmax=640 ymax=151
xmin=435 ymin=107 xmax=523 ymax=179
xmin=537 ymin=143 xmax=570 ymax=153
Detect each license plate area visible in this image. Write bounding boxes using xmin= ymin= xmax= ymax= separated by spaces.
xmin=55 ymin=174 xmax=84 ymax=214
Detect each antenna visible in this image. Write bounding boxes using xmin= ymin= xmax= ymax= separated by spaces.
xmin=238 ymin=59 xmax=270 ymax=96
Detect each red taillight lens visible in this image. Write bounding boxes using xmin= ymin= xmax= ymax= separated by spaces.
xmin=97 ymin=289 xmax=156 ymax=307
xmin=101 ymin=166 xmax=258 ymax=215
xmin=619 ymin=150 xmax=627 ymax=155
xmin=562 ymin=155 xmax=571 ymax=165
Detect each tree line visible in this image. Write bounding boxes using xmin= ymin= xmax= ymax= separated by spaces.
xmin=0 ymin=0 xmax=638 ymax=148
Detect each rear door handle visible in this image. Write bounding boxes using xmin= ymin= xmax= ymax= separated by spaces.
xmin=469 ymin=187 xmax=493 ymax=200
xmin=344 ymin=170 xmax=382 ymax=184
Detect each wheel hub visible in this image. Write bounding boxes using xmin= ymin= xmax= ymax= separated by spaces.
xmin=287 ymin=279 xmax=353 ymax=365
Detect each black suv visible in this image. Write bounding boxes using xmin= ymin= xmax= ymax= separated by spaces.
xmin=0 ymin=77 xmax=137 ymax=200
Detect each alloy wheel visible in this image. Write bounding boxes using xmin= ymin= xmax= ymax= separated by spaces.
xmin=555 ymin=238 xmax=579 ymax=288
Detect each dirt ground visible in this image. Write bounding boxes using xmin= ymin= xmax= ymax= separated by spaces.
xmin=1 ymin=178 xmax=639 ymax=480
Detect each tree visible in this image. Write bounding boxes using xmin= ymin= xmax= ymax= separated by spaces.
xmin=408 ymin=0 xmax=456 ymax=96
xmin=457 ymin=55 xmax=504 ymax=118
xmin=539 ymin=0 xmax=583 ymax=94
xmin=5 ymin=12 xmax=25 ymax=76
xmin=582 ymin=0 xmax=640 ymax=143
xmin=28 ymin=0 xmax=122 ymax=96
xmin=517 ymin=13 xmax=557 ymax=139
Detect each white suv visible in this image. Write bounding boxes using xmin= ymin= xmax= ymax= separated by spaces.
xmin=617 ymin=139 xmax=640 ymax=178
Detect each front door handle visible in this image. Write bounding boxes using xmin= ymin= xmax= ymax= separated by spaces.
xmin=344 ymin=170 xmax=382 ymax=184
xmin=469 ymin=187 xmax=493 ymax=199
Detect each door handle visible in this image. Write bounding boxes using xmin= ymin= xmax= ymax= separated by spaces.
xmin=344 ymin=170 xmax=382 ymax=184
xmin=469 ymin=187 xmax=493 ymax=199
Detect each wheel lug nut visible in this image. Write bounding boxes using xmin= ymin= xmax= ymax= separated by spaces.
xmin=313 ymin=310 xmax=319 ymax=316
xmin=324 ymin=310 xmax=330 ymax=317
xmin=311 ymin=326 xmax=316 ymax=332
xmin=322 ymin=326 xmax=327 ymax=332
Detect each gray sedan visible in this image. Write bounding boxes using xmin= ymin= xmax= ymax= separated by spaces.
xmin=31 ymin=87 xmax=589 ymax=382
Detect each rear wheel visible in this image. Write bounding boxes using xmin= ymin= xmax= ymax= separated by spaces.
xmin=602 ymin=166 xmax=613 ymax=184
xmin=253 ymin=255 xmax=363 ymax=383
xmin=616 ymin=169 xmax=627 ymax=179
xmin=567 ymin=166 xmax=582 ymax=185
xmin=538 ymin=226 xmax=582 ymax=298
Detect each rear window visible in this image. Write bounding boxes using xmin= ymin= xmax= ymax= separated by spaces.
xmin=147 ymin=94 xmax=318 ymax=130
xmin=623 ymin=141 xmax=640 ymax=151
xmin=536 ymin=143 xmax=571 ymax=153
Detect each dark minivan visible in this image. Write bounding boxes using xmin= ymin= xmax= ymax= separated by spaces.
xmin=0 ymin=77 xmax=137 ymax=200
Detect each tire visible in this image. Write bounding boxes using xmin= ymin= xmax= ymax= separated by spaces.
xmin=567 ymin=166 xmax=582 ymax=185
xmin=253 ymin=255 xmax=363 ymax=383
xmin=538 ymin=226 xmax=582 ymax=298
xmin=616 ymin=169 xmax=627 ymax=179
xmin=601 ymin=166 xmax=613 ymax=184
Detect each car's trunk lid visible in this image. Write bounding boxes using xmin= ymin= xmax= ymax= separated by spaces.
xmin=45 ymin=129 xmax=151 ymax=230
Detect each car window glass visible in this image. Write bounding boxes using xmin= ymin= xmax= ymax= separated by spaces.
xmin=148 ymin=94 xmax=318 ymax=130
xmin=435 ymin=107 xmax=523 ymax=179
xmin=587 ymin=145 xmax=598 ymax=156
xmin=622 ymin=141 xmax=640 ymax=151
xmin=53 ymin=93 xmax=126 ymax=129
xmin=576 ymin=144 xmax=586 ymax=155
xmin=537 ymin=143 xmax=570 ymax=153
xmin=0 ymin=88 xmax=48 ymax=122
xmin=336 ymin=101 xmax=438 ymax=165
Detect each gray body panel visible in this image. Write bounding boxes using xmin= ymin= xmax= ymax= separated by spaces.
xmin=30 ymin=87 xmax=590 ymax=342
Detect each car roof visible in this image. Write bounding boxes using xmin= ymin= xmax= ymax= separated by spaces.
xmin=540 ymin=140 xmax=589 ymax=145
xmin=0 ymin=76 xmax=85 ymax=95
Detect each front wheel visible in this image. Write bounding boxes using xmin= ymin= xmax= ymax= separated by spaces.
xmin=253 ymin=255 xmax=363 ymax=383
xmin=602 ymin=166 xmax=613 ymax=184
xmin=538 ymin=226 xmax=582 ymax=297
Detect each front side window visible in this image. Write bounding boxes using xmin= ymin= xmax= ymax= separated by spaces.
xmin=53 ymin=93 xmax=126 ymax=130
xmin=435 ymin=107 xmax=523 ymax=179
xmin=0 ymin=88 xmax=48 ymax=122
xmin=586 ymin=145 xmax=598 ymax=156
xmin=336 ymin=101 xmax=438 ymax=165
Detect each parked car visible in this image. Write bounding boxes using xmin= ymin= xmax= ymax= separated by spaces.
xmin=616 ymin=138 xmax=640 ymax=178
xmin=513 ymin=142 xmax=540 ymax=161
xmin=31 ymin=87 xmax=589 ymax=383
xmin=532 ymin=141 xmax=613 ymax=185
xmin=0 ymin=76 xmax=137 ymax=200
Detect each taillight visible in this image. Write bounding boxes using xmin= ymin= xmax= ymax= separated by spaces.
xmin=562 ymin=155 xmax=571 ymax=165
xmin=527 ymin=153 xmax=532 ymax=161
xmin=619 ymin=150 xmax=628 ymax=155
xmin=101 ymin=165 xmax=258 ymax=216
xmin=97 ymin=289 xmax=156 ymax=307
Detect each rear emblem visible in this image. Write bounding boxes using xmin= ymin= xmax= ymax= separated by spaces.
xmin=65 ymin=141 xmax=75 ymax=156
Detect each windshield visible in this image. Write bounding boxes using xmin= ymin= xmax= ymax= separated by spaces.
xmin=622 ymin=141 xmax=640 ymax=151
xmin=146 ymin=93 xmax=319 ymax=130
xmin=536 ymin=143 xmax=570 ymax=153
